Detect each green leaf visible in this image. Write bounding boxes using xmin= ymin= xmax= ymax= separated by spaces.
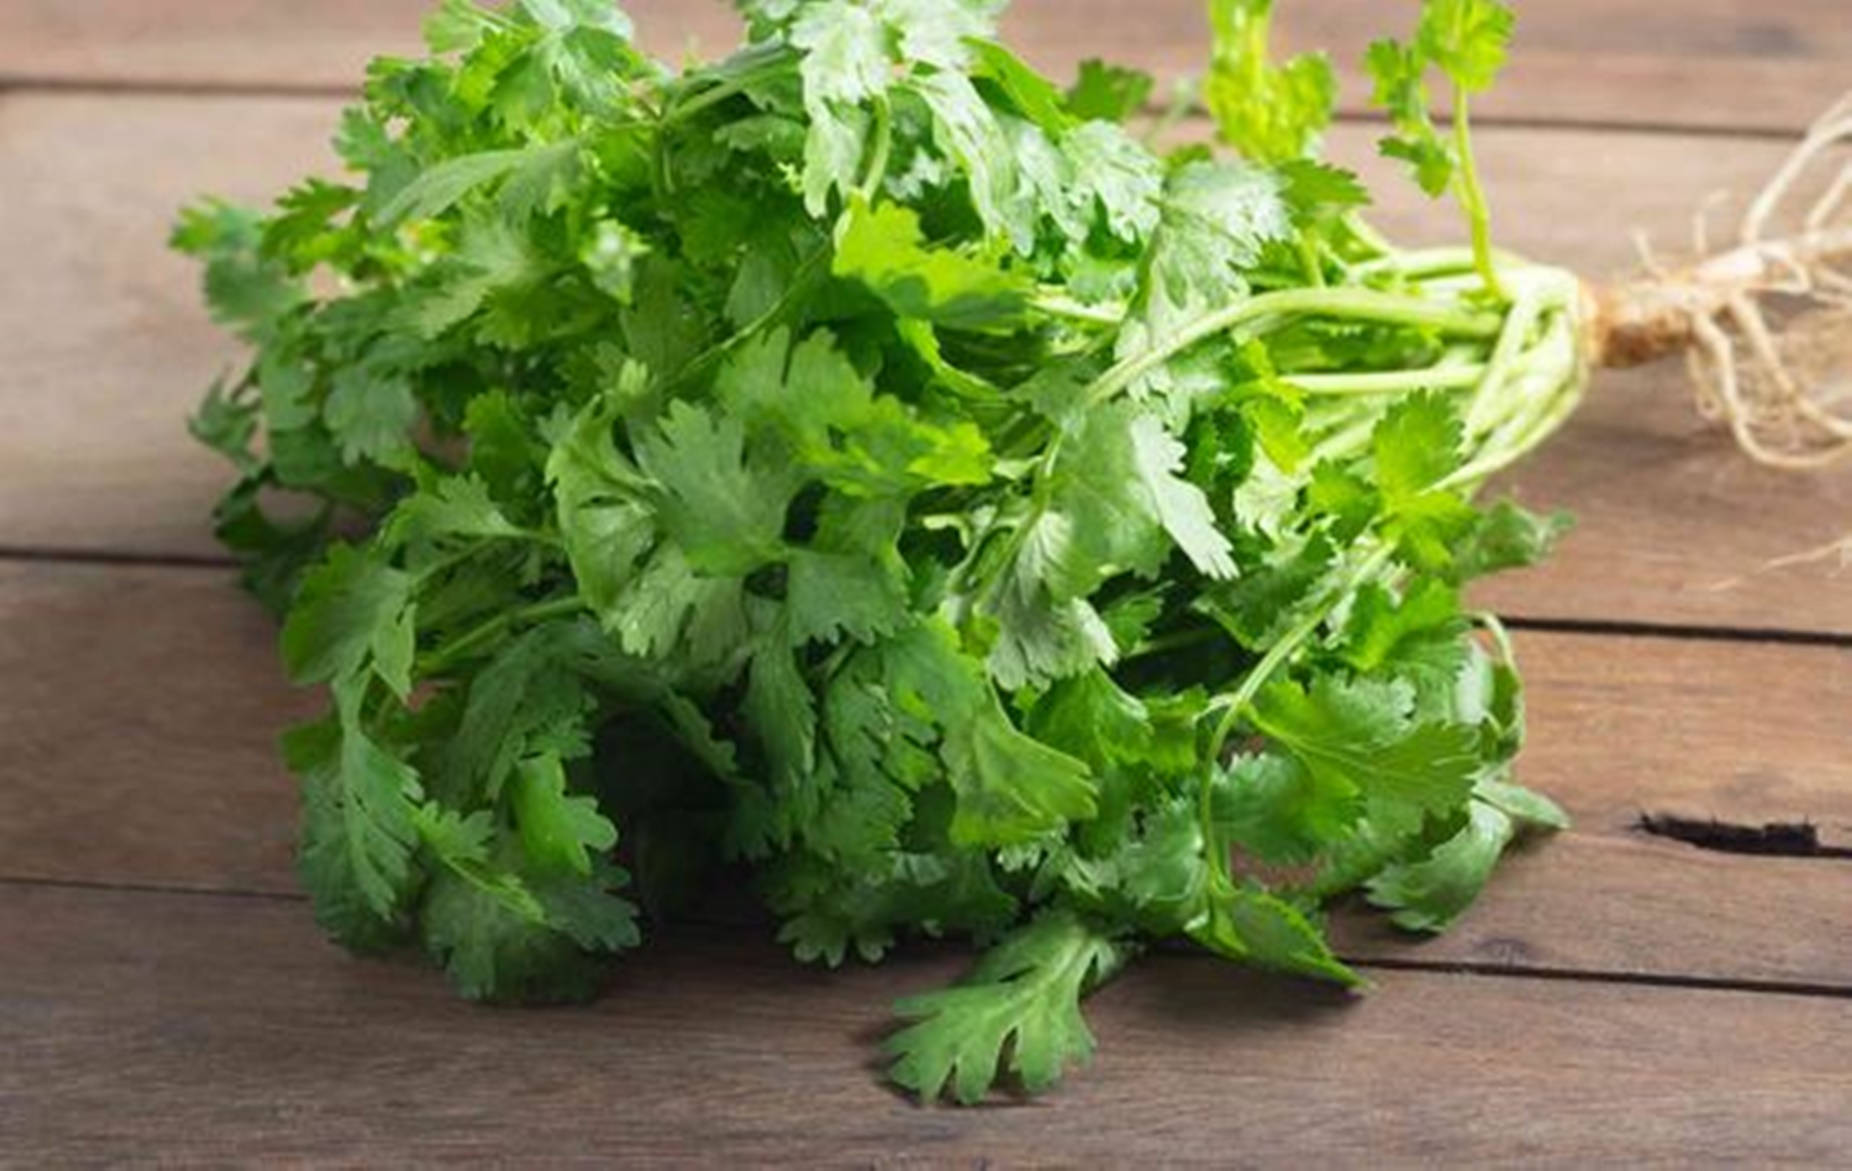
xmin=1191 ymin=885 xmax=1362 ymax=987
xmin=887 ymin=909 xmax=1128 ymax=1103
xmin=383 ymin=475 xmax=522 ymax=550
xmin=1249 ymin=675 xmax=1481 ymax=840
xmin=1060 ymin=122 xmax=1163 ymax=243
xmin=546 ymin=389 xmax=658 ymax=620
xmin=1066 ymin=59 xmax=1154 ymax=124
xmin=1129 ymin=412 xmax=1236 ymax=579
xmin=1373 ymin=391 xmax=1462 ymax=506
xmin=637 ymin=401 xmax=796 ymax=576
xmin=1366 ymin=799 xmax=1513 ymax=931
xmin=1205 ymin=0 xmax=1337 ymax=164
xmin=967 ymin=39 xmax=1071 ymax=132
xmin=1417 ymin=0 xmax=1515 ymax=93
xmin=376 ymin=147 xmax=535 ymax=224
xmin=323 ymin=368 xmax=418 ymax=466
xmin=1366 ymin=39 xmax=1454 ymax=197
xmin=1215 ymin=751 xmax=1354 ymax=864
xmin=786 ymin=549 xmax=909 ymax=646
xmin=279 ymin=545 xmax=416 ymax=698
xmin=1450 ymin=500 xmax=1574 ymax=582
xmin=884 ymin=621 xmax=1097 ymax=846
xmin=832 ymin=196 xmax=1031 ymax=329
xmin=1476 ymin=778 xmax=1569 ymax=832
xmin=284 ymin=679 xmax=425 ymax=942
xmin=512 ymin=751 xmax=619 ymax=876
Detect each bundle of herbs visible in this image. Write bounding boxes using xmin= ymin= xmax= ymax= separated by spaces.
xmin=181 ymin=0 xmax=1785 ymax=1102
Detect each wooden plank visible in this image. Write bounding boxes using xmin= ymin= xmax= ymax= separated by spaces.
xmin=7 ymin=560 xmax=1852 ymax=993
xmin=7 ymin=93 xmax=1852 ymax=631
xmin=1 ymin=0 xmax=1846 ymax=135
xmin=0 ymin=563 xmax=314 ymax=894
xmin=7 ymin=884 xmax=1852 ymax=1164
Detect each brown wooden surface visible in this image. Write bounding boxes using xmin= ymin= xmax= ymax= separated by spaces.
xmin=11 ymin=93 xmax=1852 ymax=632
xmin=2 ymin=0 xmax=1846 ymax=135
xmin=8 ymin=1 xmax=1852 ymax=1164
xmin=10 ymin=884 xmax=1852 ymax=1166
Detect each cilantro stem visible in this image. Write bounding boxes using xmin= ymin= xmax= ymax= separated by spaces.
xmin=1296 ymin=233 xmax=1327 ymax=288
xmin=1083 ymin=286 xmax=1504 ymax=408
xmin=1125 ymin=624 xmax=1224 ymax=660
xmin=1451 ymin=88 xmax=1506 ymax=300
xmin=1191 ymin=537 xmax=1396 ymax=899
xmin=661 ymin=46 xmax=792 ymax=127
xmin=1291 ymin=364 xmax=1487 ymax=395
xmin=857 ymin=97 xmax=893 ymax=199
xmin=1031 ymin=293 xmax=1123 ymax=327
xmin=1204 ymin=541 xmax=1397 ymax=760
xmin=419 ymin=593 xmax=588 ymax=677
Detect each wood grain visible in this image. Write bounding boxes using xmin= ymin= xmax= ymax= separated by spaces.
xmin=7 ymin=560 xmax=1852 ymax=993
xmin=9 ymin=94 xmax=1852 ymax=630
xmin=6 ymin=883 xmax=1852 ymax=1166
xmin=1 ymin=0 xmax=1846 ymax=135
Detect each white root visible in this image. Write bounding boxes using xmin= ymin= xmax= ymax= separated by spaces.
xmin=1599 ymin=93 xmax=1852 ymax=467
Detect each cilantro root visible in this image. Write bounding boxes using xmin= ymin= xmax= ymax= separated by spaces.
xmin=180 ymin=0 xmax=1609 ymax=1106
xmin=1584 ymin=92 xmax=1852 ymax=469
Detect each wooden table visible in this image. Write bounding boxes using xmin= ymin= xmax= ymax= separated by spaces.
xmin=7 ymin=2 xmax=1852 ymax=1163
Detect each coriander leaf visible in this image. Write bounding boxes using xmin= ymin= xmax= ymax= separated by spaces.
xmin=791 ymin=2 xmax=890 ymax=107
xmin=1366 ymin=39 xmax=1454 ymax=197
xmin=1366 ymin=799 xmax=1513 ymax=931
xmin=884 ymin=621 xmax=1097 ymax=845
xmin=279 ymin=544 xmax=416 ymax=699
xmin=284 ymin=678 xmax=425 ymax=941
xmin=887 ymin=909 xmax=1129 ymax=1103
xmin=1060 ymin=121 xmax=1163 ymax=244
xmin=512 ymin=751 xmax=619 ymax=876
xmin=383 ymin=474 xmax=522 ymax=550
xmin=1417 ymin=0 xmax=1516 ymax=93
xmin=1129 ymin=412 xmax=1237 ymax=579
xmin=1066 ymin=59 xmax=1154 ymax=124
xmin=786 ymin=549 xmax=909 ymax=646
xmin=1190 ymin=886 xmax=1361 ymax=987
xmin=1214 ymin=751 xmax=1354 ymax=864
xmin=1373 ymin=391 xmax=1462 ymax=506
xmin=635 ymin=401 xmax=794 ymax=576
xmin=967 ymin=39 xmax=1071 ymax=132
xmin=1205 ymin=0 xmax=1337 ymax=164
xmin=1450 ymin=500 xmax=1574 ymax=582
xmin=323 ymin=368 xmax=418 ymax=467
xmin=832 ymin=196 xmax=1031 ymax=329
xmin=1250 ymin=675 xmax=1481 ymax=840
xmin=1476 ymin=777 xmax=1569 ymax=832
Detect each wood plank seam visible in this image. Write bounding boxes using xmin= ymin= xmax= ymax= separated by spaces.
xmin=0 ymin=75 xmax=1813 ymax=144
xmin=12 ymin=873 xmax=1852 ymax=1006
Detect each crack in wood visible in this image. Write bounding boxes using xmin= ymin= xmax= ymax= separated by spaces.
xmin=1636 ymin=813 xmax=1852 ymax=859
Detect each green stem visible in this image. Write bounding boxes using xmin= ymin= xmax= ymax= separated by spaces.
xmin=856 ymin=96 xmax=893 ymax=200
xmin=1194 ymin=540 xmax=1397 ymax=893
xmin=420 ymin=594 xmax=589 ymax=677
xmin=657 ymin=245 xmax=831 ymax=396
xmin=1204 ymin=541 xmax=1397 ymax=762
xmin=1084 ymin=286 xmax=1503 ymax=409
xmin=1125 ymin=623 xmax=1225 ymax=661
xmin=1289 ymin=363 xmax=1488 ymax=396
xmin=1452 ymin=88 xmax=1506 ymax=300
xmin=1032 ymin=293 xmax=1124 ymax=327
xmin=1297 ymin=233 xmax=1327 ymax=288
xmin=661 ymin=48 xmax=791 ymax=127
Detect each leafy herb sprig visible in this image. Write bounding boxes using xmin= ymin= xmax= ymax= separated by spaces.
xmin=180 ymin=0 xmax=1579 ymax=1102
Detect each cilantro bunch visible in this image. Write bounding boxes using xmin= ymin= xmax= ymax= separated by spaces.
xmin=180 ymin=0 xmax=1585 ymax=1102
